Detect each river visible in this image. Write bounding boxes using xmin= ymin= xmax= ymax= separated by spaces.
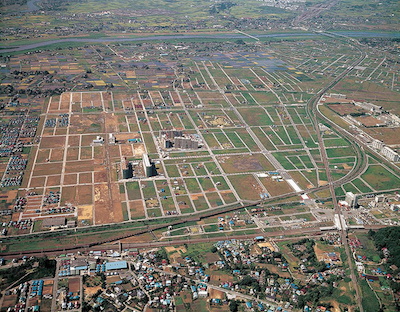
xmin=26 ymin=0 xmax=41 ymax=12
xmin=1 ymin=31 xmax=399 ymax=54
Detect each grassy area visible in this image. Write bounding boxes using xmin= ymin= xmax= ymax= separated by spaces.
xmin=360 ymin=280 xmax=380 ymax=312
xmin=181 ymin=242 xmax=214 ymax=264
xmin=361 ymin=165 xmax=400 ymax=191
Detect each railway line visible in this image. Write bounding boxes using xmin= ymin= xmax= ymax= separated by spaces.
xmin=0 ymin=224 xmax=388 ymax=260
xmin=305 ymin=31 xmax=368 ymax=311
xmin=0 ymin=32 xmax=387 ymax=283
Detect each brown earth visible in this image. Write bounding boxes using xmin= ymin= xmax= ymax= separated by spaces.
xmin=129 ymin=200 xmax=145 ymax=219
xmin=79 ymin=172 xmax=92 ymax=184
xmin=33 ymin=163 xmax=63 ymax=176
xmin=47 ymin=175 xmax=61 ymax=187
xmin=208 ymin=288 xmax=225 ymax=299
xmin=364 ymin=127 xmax=400 ymax=145
xmin=84 ymin=286 xmax=101 ymax=300
xmin=76 ymin=185 xmax=93 ymax=205
xmin=94 ymin=183 xmax=123 ymax=224
xmin=259 ymin=177 xmax=294 ymax=196
xmin=49 ymin=149 xmax=64 ymax=162
xmin=78 ymin=204 xmax=93 ymax=221
xmin=68 ymin=135 xmax=80 ymax=147
xmin=65 ymin=160 xmax=94 ymax=174
xmin=327 ymin=103 xmax=365 ymax=116
xmin=104 ymin=113 xmax=119 ymax=133
xmin=64 ymin=174 xmax=77 ymax=185
xmin=40 ymin=136 xmax=66 ymax=148
xmin=30 ymin=176 xmax=46 ymax=188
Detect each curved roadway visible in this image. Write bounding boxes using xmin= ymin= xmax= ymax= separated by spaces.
xmin=0 ymin=29 xmax=384 ymax=312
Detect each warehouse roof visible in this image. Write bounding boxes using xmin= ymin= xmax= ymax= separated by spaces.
xmin=105 ymin=261 xmax=127 ymax=271
xmin=42 ymin=217 xmax=66 ymax=227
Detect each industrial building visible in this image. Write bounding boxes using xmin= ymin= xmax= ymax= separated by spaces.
xmin=160 ymin=130 xmax=183 ymax=138
xmin=105 ymin=261 xmax=128 ymax=271
xmin=42 ymin=217 xmax=66 ymax=228
xmin=353 ymin=101 xmax=383 ymax=114
xmin=174 ymin=137 xmax=198 ymax=149
xmin=159 ymin=129 xmax=200 ymax=150
xmin=109 ymin=133 xmax=116 ymax=144
xmin=92 ymin=136 xmax=104 ymax=144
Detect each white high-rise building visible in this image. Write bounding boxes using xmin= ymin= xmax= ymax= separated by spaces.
xmin=345 ymin=192 xmax=358 ymax=208
xmin=380 ymin=146 xmax=399 ymax=162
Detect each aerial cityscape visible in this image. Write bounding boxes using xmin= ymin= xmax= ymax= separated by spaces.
xmin=0 ymin=0 xmax=399 ymax=311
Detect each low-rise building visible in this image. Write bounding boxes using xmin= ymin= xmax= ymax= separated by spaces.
xmin=42 ymin=217 xmax=66 ymax=228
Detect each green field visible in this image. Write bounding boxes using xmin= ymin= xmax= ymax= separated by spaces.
xmin=361 ymin=165 xmax=400 ymax=191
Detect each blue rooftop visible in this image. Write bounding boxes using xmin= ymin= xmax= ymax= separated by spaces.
xmin=105 ymin=261 xmax=127 ymax=271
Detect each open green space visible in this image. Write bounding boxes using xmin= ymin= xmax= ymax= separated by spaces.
xmin=361 ymin=165 xmax=400 ymax=191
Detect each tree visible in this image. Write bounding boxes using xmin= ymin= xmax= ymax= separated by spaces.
xmin=229 ymin=300 xmax=239 ymax=312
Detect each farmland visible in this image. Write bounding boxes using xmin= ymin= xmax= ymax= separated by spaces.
xmin=0 ymin=1 xmax=399 ymax=310
xmin=0 ymin=31 xmax=398 ymax=236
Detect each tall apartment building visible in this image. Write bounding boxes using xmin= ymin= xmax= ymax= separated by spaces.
xmin=345 ymin=192 xmax=358 ymax=208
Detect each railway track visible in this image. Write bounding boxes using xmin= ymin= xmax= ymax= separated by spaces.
xmin=0 ymin=32 xmax=382 ymax=268
xmin=305 ymin=31 xmax=368 ymax=312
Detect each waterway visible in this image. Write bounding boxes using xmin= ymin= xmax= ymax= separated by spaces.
xmin=1 ymin=31 xmax=399 ymax=53
xmin=26 ymin=0 xmax=41 ymax=12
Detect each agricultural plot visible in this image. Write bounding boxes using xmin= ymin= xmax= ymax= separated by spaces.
xmin=361 ymin=165 xmax=400 ymax=191
xmin=1 ymin=38 xmax=399 ymax=239
xmin=21 ymin=91 xmax=153 ymax=225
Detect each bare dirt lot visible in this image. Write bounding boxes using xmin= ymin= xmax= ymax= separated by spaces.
xmin=33 ymin=163 xmax=63 ymax=176
xmin=129 ymin=200 xmax=145 ymax=219
xmin=47 ymin=175 xmax=61 ymax=187
xmin=217 ymin=154 xmax=274 ymax=173
xmin=364 ymin=127 xmax=400 ymax=145
xmin=104 ymin=113 xmax=119 ymax=133
xmin=165 ymin=246 xmax=187 ymax=263
xmin=68 ymin=135 xmax=80 ymax=147
xmin=228 ymin=174 xmax=264 ymax=201
xmin=64 ymin=174 xmax=77 ymax=185
xmin=259 ymin=177 xmax=294 ymax=196
xmin=49 ymin=149 xmax=64 ymax=162
xmin=65 ymin=160 xmax=94 ymax=174
xmin=76 ymin=185 xmax=93 ymax=205
xmin=208 ymin=288 xmax=225 ymax=299
xmin=79 ymin=172 xmax=92 ymax=184
xmin=327 ymin=103 xmax=365 ymax=116
xmin=61 ymin=186 xmax=77 ymax=205
xmin=68 ymin=278 xmax=80 ymax=293
xmin=30 ymin=176 xmax=47 ymax=188
xmin=78 ymin=204 xmax=93 ymax=221
xmin=84 ymin=286 xmax=101 ymax=300
xmin=94 ymin=183 xmax=123 ymax=224
xmin=40 ymin=136 xmax=66 ymax=148
xmin=36 ymin=149 xmax=50 ymax=163
xmin=354 ymin=116 xmax=384 ymax=127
